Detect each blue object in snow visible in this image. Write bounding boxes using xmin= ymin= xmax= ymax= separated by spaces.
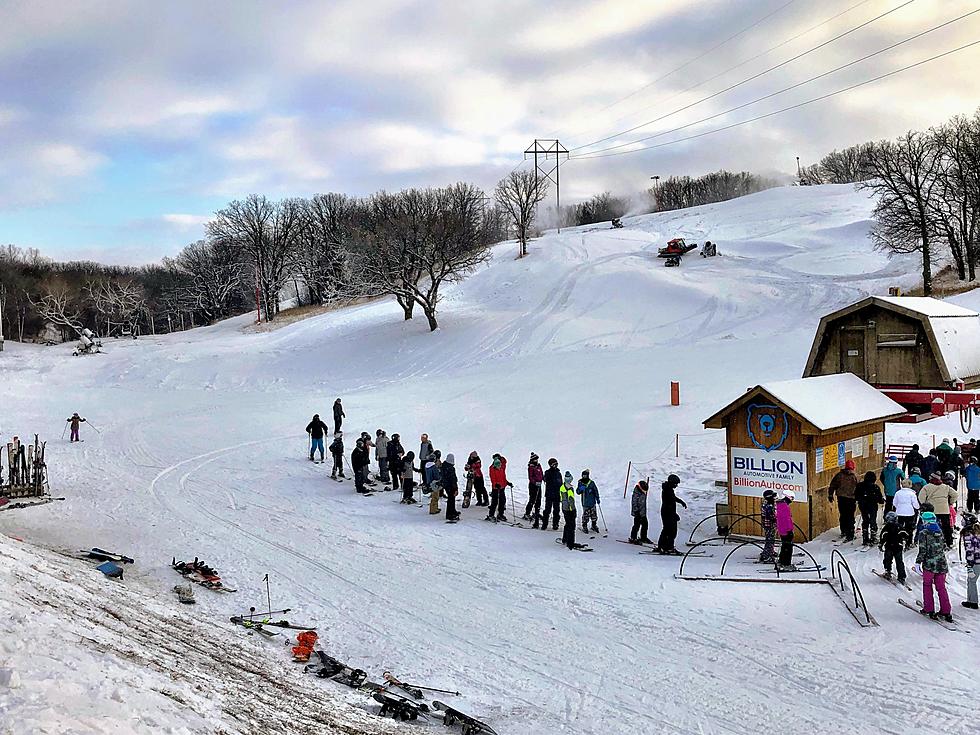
xmin=97 ymin=561 xmax=124 ymax=579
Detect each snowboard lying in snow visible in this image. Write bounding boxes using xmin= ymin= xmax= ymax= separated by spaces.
xmin=172 ymin=557 xmax=236 ymax=592
xmin=433 ymin=701 xmax=499 ymax=734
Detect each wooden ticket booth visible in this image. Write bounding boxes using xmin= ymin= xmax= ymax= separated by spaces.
xmin=703 ymin=373 xmax=906 ymax=539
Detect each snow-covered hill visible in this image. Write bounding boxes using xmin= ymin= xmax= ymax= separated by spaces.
xmin=1 ymin=184 xmax=974 ymax=735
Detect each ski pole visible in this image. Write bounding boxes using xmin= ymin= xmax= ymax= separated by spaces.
xmin=87 ymin=421 xmax=102 ymax=434
xmin=401 ymin=683 xmax=461 ymax=696
xmin=61 ymin=423 xmax=68 ymax=440
xmin=598 ymin=504 xmax=609 ymax=534
xmin=264 ymin=574 xmax=272 ymax=619
xmin=239 ymin=607 xmax=291 ymax=618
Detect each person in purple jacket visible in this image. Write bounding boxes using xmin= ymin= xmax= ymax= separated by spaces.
xmin=776 ymin=489 xmax=796 ymax=570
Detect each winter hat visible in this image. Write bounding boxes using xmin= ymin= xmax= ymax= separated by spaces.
xmin=582 ymin=469 xmax=591 ymax=477
xmin=637 ymin=480 xmax=648 ymax=491
xmin=667 ymin=473 xmax=681 ymax=487
xmin=942 ymin=438 xmax=950 ymax=444
xmin=887 ymin=455 xmax=898 ymax=463
xmin=921 ymin=511 xmax=937 ymax=522
xmin=863 ymin=471 xmax=876 ymax=483
xmin=529 ymin=452 xmax=539 ymax=462
xmin=911 ymin=466 xmax=921 ymax=475
xmin=944 ymin=470 xmax=956 ymax=481
xmin=930 ymin=471 xmax=942 ymax=482
xmin=548 ymin=458 xmax=558 ymax=466
xmin=313 ymin=413 xmax=320 ymax=419
xmin=762 ymin=489 xmax=776 ymax=501
xmin=884 ymin=511 xmax=898 ymax=524
xmin=563 ymin=471 xmax=573 ymax=483
xmin=782 ymin=489 xmax=796 ymax=501
xmin=434 ymin=450 xmax=442 ymax=459
xmin=844 ymin=459 xmax=855 ymax=471
xmin=446 ymin=453 xmax=455 ymax=465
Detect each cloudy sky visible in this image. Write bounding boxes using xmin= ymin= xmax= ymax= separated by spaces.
xmin=1 ymin=0 xmax=979 ymax=264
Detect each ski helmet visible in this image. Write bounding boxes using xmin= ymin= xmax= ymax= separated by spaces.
xmin=548 ymin=457 xmax=558 ymax=466
xmin=782 ymin=489 xmax=795 ymax=501
xmin=313 ymin=413 xmax=319 ymax=419
xmin=884 ymin=511 xmax=898 ymax=524
xmin=944 ymin=470 xmax=956 ymax=482
xmin=762 ymin=489 xmax=777 ymax=501
xmin=961 ymin=512 xmax=978 ymax=529
xmin=667 ymin=473 xmax=680 ymax=487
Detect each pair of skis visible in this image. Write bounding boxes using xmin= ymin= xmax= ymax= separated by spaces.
xmin=896 ymin=598 xmax=969 ymax=633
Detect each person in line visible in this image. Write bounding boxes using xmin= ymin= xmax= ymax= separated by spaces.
xmin=427 ymin=451 xmax=443 ymax=514
xmin=524 ymin=453 xmax=544 ymax=524
xmin=657 ymin=474 xmax=687 ymax=554
xmin=387 ymin=433 xmax=404 ymax=492
xmin=375 ymin=429 xmax=390 ymax=484
xmin=332 ymin=398 xmax=345 ymax=435
xmin=465 ymin=451 xmax=487 ymax=507
xmin=936 ymin=438 xmax=954 ymax=472
xmin=329 ymin=432 xmax=346 ymax=479
xmin=629 ymin=480 xmax=652 ymax=544
xmin=964 ymin=456 xmax=980 ymax=513
xmin=902 ymin=444 xmax=923 ymax=475
xmin=351 ymin=439 xmax=370 ymax=493
xmin=419 ymin=434 xmax=434 ymax=490
xmin=962 ymin=513 xmax=980 ymax=610
xmin=487 ymin=454 xmax=512 ymax=522
xmin=576 ymin=470 xmax=600 ymax=534
xmin=879 ymin=456 xmax=906 ymax=514
xmin=892 ymin=479 xmax=920 ymax=547
xmin=540 ymin=458 xmax=562 ymax=531
xmin=442 ymin=453 xmax=460 ymax=521
xmin=919 ymin=471 xmax=958 ymax=547
xmin=776 ymin=490 xmax=796 ymax=571
xmin=916 ymin=510 xmax=953 ymax=622
xmin=67 ymin=412 xmax=86 ymax=442
xmin=828 ymin=459 xmax=858 ymax=542
xmin=359 ymin=432 xmax=376 ymax=484
xmin=759 ymin=489 xmax=777 ymax=563
xmin=306 ymin=414 xmax=329 ymax=462
xmin=908 ymin=466 xmax=926 ymax=492
xmin=878 ymin=512 xmax=908 ymax=585
xmin=854 ymin=470 xmax=884 ymax=546
xmin=920 ymin=448 xmax=940 ymax=482
xmin=400 ymin=451 xmax=417 ymax=504
xmin=560 ymin=471 xmax=577 ymax=549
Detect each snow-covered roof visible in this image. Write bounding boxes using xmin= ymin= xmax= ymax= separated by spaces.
xmin=875 ymin=297 xmax=980 ymax=380
xmin=757 ymin=373 xmax=907 ymax=431
xmin=875 ymin=295 xmax=978 ymax=318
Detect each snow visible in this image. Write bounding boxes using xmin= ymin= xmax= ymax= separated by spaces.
xmin=876 ymin=295 xmax=979 ymax=318
xmin=1 ymin=184 xmax=976 ymax=735
xmin=752 ymin=373 xmax=907 ymax=431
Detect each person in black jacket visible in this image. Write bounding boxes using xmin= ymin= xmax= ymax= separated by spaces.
xmin=333 ymin=398 xmax=345 ymax=434
xmin=306 ymin=414 xmax=329 ymax=462
xmin=657 ymin=474 xmax=687 ymax=553
xmin=351 ymin=439 xmax=370 ymax=493
xmin=387 ymin=433 xmax=404 ymax=491
xmin=541 ymin=458 xmax=562 ymax=531
xmin=854 ymin=471 xmax=885 ymax=546
xmin=329 ymin=433 xmax=346 ymax=479
xmin=902 ymin=444 xmax=923 ymax=476
xmin=442 ymin=453 xmax=460 ymax=521
xmin=400 ymin=451 xmax=417 ymax=503
xmin=878 ymin=511 xmax=908 ymax=584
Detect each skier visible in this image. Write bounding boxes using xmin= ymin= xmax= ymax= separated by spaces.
xmin=759 ymin=489 xmax=777 ymax=563
xmin=776 ymin=490 xmax=796 ymax=570
xmin=351 ymin=439 xmax=370 ymax=493
xmin=854 ymin=471 xmax=885 ymax=546
xmin=902 ymin=444 xmax=923 ymax=475
xmin=465 ymin=451 xmax=487 ymax=507
xmin=919 ymin=471 xmax=957 ymax=547
xmin=329 ymin=432 xmax=346 ymax=479
xmin=400 ymin=451 xmax=417 ymax=503
xmin=359 ymin=432 xmax=376 ymax=484
xmin=916 ymin=510 xmax=953 ymax=622
xmin=920 ymin=448 xmax=940 ymax=483
xmin=878 ymin=512 xmax=908 ymax=585
xmin=962 ymin=513 xmax=980 ymax=610
xmin=442 ymin=453 xmax=460 ymax=521
xmin=306 ymin=414 xmax=329 ymax=462
xmin=828 ymin=459 xmax=858 ymax=542
xmin=892 ymin=480 xmax=920 ymax=545
xmin=908 ymin=466 xmax=926 ymax=492
xmin=560 ymin=471 xmax=578 ymax=549
xmin=387 ymin=433 xmax=404 ymax=492
xmin=332 ymin=398 xmax=345 ymax=435
xmin=487 ymin=454 xmax=512 ymax=522
xmin=541 ymin=458 xmax=562 ymax=531
xmin=66 ymin=412 xmax=86 ymax=442
xmin=424 ymin=449 xmax=442 ymax=495
xmin=524 ymin=453 xmax=544 ymax=524
xmin=656 ymin=474 xmax=686 ymax=553
xmin=629 ymin=480 xmax=651 ymax=544
xmin=419 ymin=434 xmax=434 ymax=490
xmin=964 ymin=456 xmax=980 ymax=513
xmin=879 ymin=456 xmax=906 ymax=514
xmin=375 ymin=429 xmax=390 ymax=484
xmin=576 ymin=470 xmax=600 ymax=534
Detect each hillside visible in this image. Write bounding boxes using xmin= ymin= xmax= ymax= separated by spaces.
xmin=1 ymin=184 xmax=973 ymax=735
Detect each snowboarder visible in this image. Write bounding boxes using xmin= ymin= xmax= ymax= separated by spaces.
xmin=919 ymin=471 xmax=957 ymax=547
xmin=560 ymin=471 xmax=577 ymax=549
xmin=965 ymin=456 xmax=980 ymax=513
xmin=375 ymin=429 xmax=390 ymax=484
xmin=759 ymin=489 xmax=777 ymax=563
xmin=524 ymin=453 xmax=543 ymax=524
xmin=387 ymin=433 xmax=404 ymax=491
xmin=962 ymin=512 xmax=979 ymax=610
xmin=442 ymin=453 xmax=460 ymax=521
xmin=892 ymin=480 xmax=920 ymax=545
xmin=333 ymin=398 xmax=345 ymax=435
xmin=902 ymin=444 xmax=923 ymax=475
xmin=916 ymin=510 xmax=953 ymax=622
xmin=776 ymin=490 xmax=796 ymax=570
xmin=359 ymin=432 xmax=376 ymax=483
xmin=541 ymin=458 xmax=562 ymax=531
xmin=400 ymin=451 xmax=417 ymax=503
xmin=878 ymin=511 xmax=908 ymax=585
xmin=656 ymin=474 xmax=686 ymax=553
xmin=66 ymin=412 xmax=86 ymax=442
xmin=854 ymin=471 xmax=884 ymax=546
xmin=828 ymin=459 xmax=857 ymax=542
xmin=465 ymin=451 xmax=487 ymax=507
xmin=576 ymin=470 xmax=600 ymax=534
xmin=351 ymin=439 xmax=370 ymax=493
xmin=487 ymin=454 xmax=512 ymax=522
xmin=879 ymin=456 xmax=906 ymax=514
xmin=306 ymin=414 xmax=329 ymax=462
xmin=329 ymin=432 xmax=346 ymax=479
xmin=629 ymin=480 xmax=651 ymax=544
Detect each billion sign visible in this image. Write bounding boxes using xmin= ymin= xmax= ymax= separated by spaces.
xmin=731 ymin=447 xmax=808 ymax=502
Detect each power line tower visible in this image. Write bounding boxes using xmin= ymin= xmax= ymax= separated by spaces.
xmin=524 ymin=139 xmax=568 ymax=232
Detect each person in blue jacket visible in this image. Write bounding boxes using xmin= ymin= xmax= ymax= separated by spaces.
xmin=576 ymin=470 xmax=600 ymax=534
xmin=879 ymin=456 xmax=906 ymax=513
xmin=964 ymin=456 xmax=980 ymax=513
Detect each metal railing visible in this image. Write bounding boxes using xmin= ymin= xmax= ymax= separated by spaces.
xmin=829 ymin=549 xmax=876 ymax=626
xmin=686 ymin=512 xmax=809 ymax=546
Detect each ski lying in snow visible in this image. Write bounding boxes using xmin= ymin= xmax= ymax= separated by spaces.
xmin=760 ymin=565 xmax=826 ymax=573
xmin=872 ymin=569 xmax=912 ymax=591
xmin=433 ymin=701 xmax=499 ymax=735
xmin=84 ymin=547 xmax=135 ymax=564
xmin=230 ymin=615 xmax=280 ymax=638
xmin=0 ymin=497 xmax=65 ymax=512
xmin=238 ymin=617 xmax=315 ymax=631
xmin=305 ymin=650 xmax=368 ymax=688
xmin=897 ymin=598 xmax=968 ymax=632
xmin=383 ymin=671 xmax=425 ymax=700
xmin=555 ymin=539 xmax=593 ymax=551
xmin=374 ymin=690 xmax=428 ymax=721
xmin=617 ymin=539 xmax=656 ymax=547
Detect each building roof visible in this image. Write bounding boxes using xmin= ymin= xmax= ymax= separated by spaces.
xmin=875 ymin=295 xmax=978 ymax=318
xmin=704 ymin=373 xmax=907 ymax=433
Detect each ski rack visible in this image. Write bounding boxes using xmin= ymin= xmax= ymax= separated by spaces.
xmin=685 ymin=512 xmax=809 ymax=547
xmin=678 ymin=537 xmax=822 ymax=579
xmin=829 ymin=550 xmax=877 ymax=627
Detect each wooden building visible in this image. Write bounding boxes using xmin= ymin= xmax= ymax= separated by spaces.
xmin=804 ymin=296 xmax=980 ymax=390
xmin=703 ymin=373 xmax=906 ymax=539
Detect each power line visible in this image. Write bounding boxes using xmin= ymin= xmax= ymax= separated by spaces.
xmin=570 ymin=0 xmax=917 ymax=152
xmin=571 ymin=8 xmax=980 ymax=158
xmin=566 ymin=0 xmax=876 ymax=148
xmin=568 ymin=38 xmax=980 ymax=161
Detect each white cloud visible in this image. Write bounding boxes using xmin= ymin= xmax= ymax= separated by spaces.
xmin=161 ymin=213 xmax=212 ymax=230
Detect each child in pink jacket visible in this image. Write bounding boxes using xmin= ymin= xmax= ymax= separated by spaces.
xmin=776 ymin=490 xmax=796 ymax=570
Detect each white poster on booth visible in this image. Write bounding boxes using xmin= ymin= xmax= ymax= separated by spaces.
xmin=874 ymin=432 xmax=884 ymax=455
xmin=731 ymin=447 xmax=808 ymax=502
xmin=815 ymin=447 xmax=824 ymax=474
xmin=852 ymin=436 xmax=865 ymax=458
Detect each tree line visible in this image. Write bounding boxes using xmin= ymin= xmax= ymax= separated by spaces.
xmin=800 ymin=109 xmax=980 ymax=294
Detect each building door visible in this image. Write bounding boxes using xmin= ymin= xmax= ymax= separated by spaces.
xmin=840 ymin=328 xmax=866 ymax=379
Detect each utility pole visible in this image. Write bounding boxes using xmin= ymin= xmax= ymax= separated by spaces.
xmin=524 ymin=139 xmax=568 ymax=233
xmin=649 ymin=175 xmax=660 ymax=212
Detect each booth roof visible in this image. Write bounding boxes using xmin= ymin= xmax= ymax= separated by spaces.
xmin=757 ymin=373 xmax=907 ymax=432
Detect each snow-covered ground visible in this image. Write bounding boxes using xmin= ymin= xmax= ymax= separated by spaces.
xmin=1 ymin=184 xmax=975 ymax=735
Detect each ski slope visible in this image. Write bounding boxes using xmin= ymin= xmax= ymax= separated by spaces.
xmin=1 ymin=184 xmax=975 ymax=735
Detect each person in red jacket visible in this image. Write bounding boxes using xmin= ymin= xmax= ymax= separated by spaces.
xmin=465 ymin=451 xmax=487 ymax=507
xmin=524 ymin=453 xmax=544 ymax=526
xmin=486 ymin=453 xmax=513 ymax=522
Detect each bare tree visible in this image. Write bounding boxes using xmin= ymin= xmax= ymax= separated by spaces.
xmin=27 ymin=282 xmax=83 ymax=338
xmin=296 ymin=193 xmax=364 ymax=305
xmin=818 ymin=143 xmax=875 ymax=184
xmin=495 ymin=170 xmax=548 ymax=258
xmin=930 ymin=115 xmax=980 ymax=281
xmin=173 ymin=240 xmax=247 ymax=321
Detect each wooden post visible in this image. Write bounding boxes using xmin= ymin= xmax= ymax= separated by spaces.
xmin=670 ymin=381 xmax=680 ymax=406
xmin=623 ymin=461 xmax=632 ymax=498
